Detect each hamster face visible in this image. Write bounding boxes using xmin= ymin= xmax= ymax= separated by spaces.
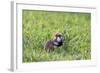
xmin=55 ymin=33 xmax=64 ymax=43
xmin=56 ymin=36 xmax=62 ymax=42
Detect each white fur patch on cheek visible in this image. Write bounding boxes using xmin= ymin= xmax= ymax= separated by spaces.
xmin=57 ymin=37 xmax=61 ymax=42
xmin=54 ymin=42 xmax=58 ymax=45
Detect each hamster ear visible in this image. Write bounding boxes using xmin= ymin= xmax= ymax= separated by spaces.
xmin=55 ymin=33 xmax=62 ymax=37
xmin=52 ymin=33 xmax=56 ymax=40
xmin=52 ymin=32 xmax=62 ymax=40
xmin=53 ymin=35 xmax=56 ymax=40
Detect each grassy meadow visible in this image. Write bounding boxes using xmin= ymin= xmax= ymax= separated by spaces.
xmin=22 ymin=10 xmax=91 ymax=62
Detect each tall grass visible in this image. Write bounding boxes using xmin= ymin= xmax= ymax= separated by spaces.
xmin=22 ymin=10 xmax=91 ymax=62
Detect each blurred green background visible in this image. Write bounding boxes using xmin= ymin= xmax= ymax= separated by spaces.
xmin=22 ymin=10 xmax=91 ymax=62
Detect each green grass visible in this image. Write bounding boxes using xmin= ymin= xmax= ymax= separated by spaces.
xmin=22 ymin=10 xmax=91 ymax=62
